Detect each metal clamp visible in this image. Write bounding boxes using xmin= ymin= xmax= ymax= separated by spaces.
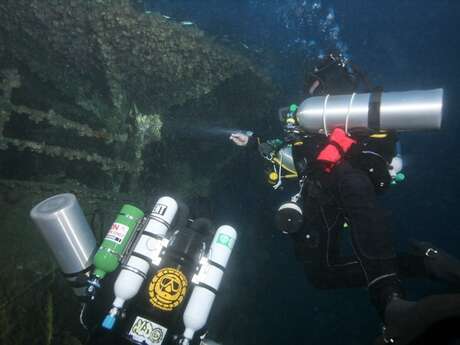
xmin=191 ymin=256 xmax=210 ymax=285
xmin=425 ymin=248 xmax=439 ymax=257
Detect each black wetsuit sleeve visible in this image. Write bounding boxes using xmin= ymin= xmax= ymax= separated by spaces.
xmin=247 ymin=134 xmax=261 ymax=151
xmin=247 ymin=135 xmax=286 ymax=159
xmin=291 ymin=135 xmax=328 ymax=178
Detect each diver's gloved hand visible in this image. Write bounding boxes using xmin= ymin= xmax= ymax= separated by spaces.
xmin=229 ymin=133 xmax=250 ymax=146
xmin=258 ymin=139 xmax=284 ymax=157
xmin=258 ymin=142 xmax=275 ymax=157
xmin=410 ymin=240 xmax=460 ymax=286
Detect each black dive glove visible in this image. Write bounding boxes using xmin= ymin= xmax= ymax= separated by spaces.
xmin=258 ymin=139 xmax=284 ymax=157
xmin=258 ymin=142 xmax=275 ymax=157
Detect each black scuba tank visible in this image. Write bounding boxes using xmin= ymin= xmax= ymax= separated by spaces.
xmin=121 ymin=218 xmax=213 ymax=345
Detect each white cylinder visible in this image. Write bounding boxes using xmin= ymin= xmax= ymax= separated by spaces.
xmin=296 ymin=89 xmax=443 ymax=133
xmin=113 ymin=256 xmax=149 ymax=307
xmin=209 ymin=225 xmax=237 ymax=268
xmin=110 ymin=196 xmax=178 ymax=310
xmin=146 ymin=196 xmax=178 ymax=236
xmin=183 ymin=288 xmax=215 ymax=339
xmin=30 ymin=193 xmax=96 ymax=275
xmin=182 ymin=225 xmax=237 ymax=341
xmin=30 ymin=193 xmax=96 ymax=297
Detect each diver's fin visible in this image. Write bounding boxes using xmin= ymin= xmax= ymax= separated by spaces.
xmin=374 ymin=294 xmax=460 ymax=345
xmin=410 ymin=240 xmax=460 ymax=286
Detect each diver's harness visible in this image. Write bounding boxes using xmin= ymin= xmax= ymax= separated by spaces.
xmin=262 ymin=104 xmax=302 ymax=189
xmin=261 ymin=139 xmax=299 ymax=190
xmin=265 ymin=102 xmax=405 ymax=236
xmin=262 ymin=103 xmax=405 ymax=192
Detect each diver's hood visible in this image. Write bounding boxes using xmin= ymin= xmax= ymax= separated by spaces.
xmin=305 ymin=57 xmax=357 ymax=96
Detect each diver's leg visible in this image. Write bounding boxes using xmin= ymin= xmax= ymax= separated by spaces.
xmin=375 ymin=294 xmax=460 ymax=345
xmin=406 ymin=240 xmax=460 ymax=286
xmin=293 ymin=191 xmax=369 ymax=289
xmin=394 ymin=243 xmax=460 ymax=288
xmin=333 ymin=162 xmax=403 ymax=315
xmin=332 ymin=162 xmax=460 ymax=344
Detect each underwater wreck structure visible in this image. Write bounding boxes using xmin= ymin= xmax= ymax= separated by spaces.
xmin=0 ymin=1 xmax=276 ymax=343
xmin=0 ymin=0 xmax=275 ymax=194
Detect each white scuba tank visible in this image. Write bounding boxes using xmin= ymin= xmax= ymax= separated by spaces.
xmin=181 ymin=225 xmax=237 ymax=344
xmin=102 ymin=196 xmax=178 ymax=329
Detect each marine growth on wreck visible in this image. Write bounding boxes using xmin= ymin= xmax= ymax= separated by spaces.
xmin=0 ymin=1 xmax=277 ymax=344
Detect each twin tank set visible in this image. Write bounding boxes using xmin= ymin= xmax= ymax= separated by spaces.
xmin=30 ymin=194 xmax=237 ymax=345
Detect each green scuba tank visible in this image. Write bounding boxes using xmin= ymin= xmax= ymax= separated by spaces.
xmin=87 ymin=204 xmax=144 ymax=298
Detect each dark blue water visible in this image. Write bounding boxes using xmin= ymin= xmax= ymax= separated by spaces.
xmin=146 ymin=1 xmax=460 ymax=344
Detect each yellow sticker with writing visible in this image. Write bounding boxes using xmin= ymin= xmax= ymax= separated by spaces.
xmin=148 ymin=267 xmax=188 ymax=311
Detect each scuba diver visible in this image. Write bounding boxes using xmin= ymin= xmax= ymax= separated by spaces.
xmin=230 ymin=52 xmax=460 ymax=344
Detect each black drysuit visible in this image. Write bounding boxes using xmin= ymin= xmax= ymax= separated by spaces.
xmin=291 ymin=134 xmax=400 ymax=290
xmin=257 ymin=132 xmax=427 ymax=313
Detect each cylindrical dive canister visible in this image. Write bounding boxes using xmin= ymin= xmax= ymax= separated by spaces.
xmin=87 ymin=204 xmax=144 ymax=298
xmin=30 ymin=193 xmax=96 ymax=298
xmin=92 ymin=204 xmax=144 ymax=279
xmin=123 ymin=218 xmax=212 ymax=345
xmin=275 ymin=202 xmax=303 ymax=234
xmin=102 ymin=196 xmax=178 ymax=330
xmin=181 ymin=225 xmax=237 ymax=344
xmin=296 ymin=88 xmax=443 ymax=134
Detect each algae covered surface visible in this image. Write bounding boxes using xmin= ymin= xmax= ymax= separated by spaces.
xmin=0 ymin=0 xmax=277 ymax=344
xmin=0 ymin=0 xmax=276 ymax=195
xmin=2 ymin=1 xmax=459 ymax=345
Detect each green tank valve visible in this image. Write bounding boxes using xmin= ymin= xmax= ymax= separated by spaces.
xmin=289 ymin=104 xmax=298 ymax=112
xmin=395 ymin=173 xmax=405 ymax=182
xmin=391 ymin=173 xmax=405 ymax=185
xmin=268 ymin=139 xmax=284 ymax=150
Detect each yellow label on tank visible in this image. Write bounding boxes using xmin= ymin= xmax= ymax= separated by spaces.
xmin=370 ymin=133 xmax=388 ymax=139
xmin=148 ymin=267 xmax=188 ymax=311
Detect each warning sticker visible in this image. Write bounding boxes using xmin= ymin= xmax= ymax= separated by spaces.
xmin=148 ymin=268 xmax=187 ymax=311
xmin=153 ymin=203 xmax=167 ymax=216
xmin=128 ymin=316 xmax=167 ymax=345
xmin=106 ymin=223 xmax=129 ymax=244
xmin=216 ymin=233 xmax=234 ymax=249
